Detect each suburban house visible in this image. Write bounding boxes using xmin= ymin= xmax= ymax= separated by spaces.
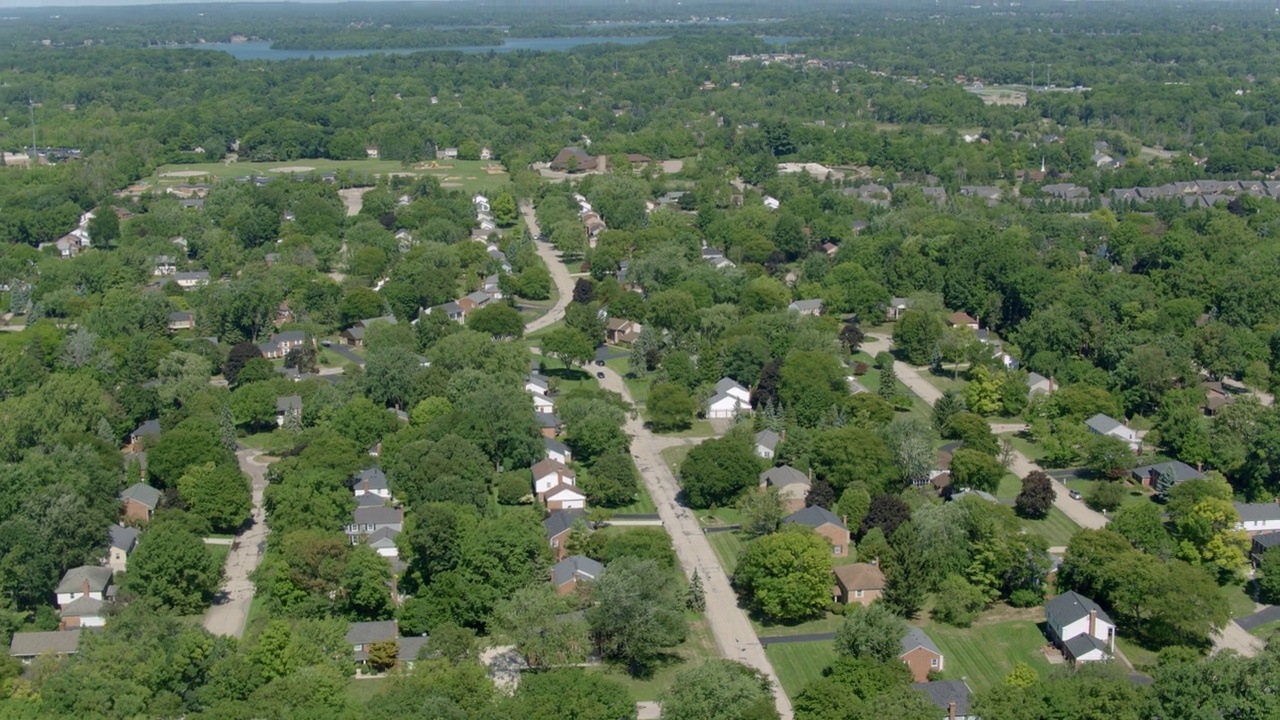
xmin=606 ymin=318 xmax=642 ymax=345
xmin=365 ymin=527 xmax=400 ymax=559
xmin=428 ymin=301 xmax=467 ymax=324
xmin=788 ymin=299 xmax=824 ymax=316
xmin=353 ymin=468 xmax=391 ymax=499
xmin=832 ymin=562 xmax=885 ymax=606
xmin=913 ymin=680 xmax=976 ymax=720
xmin=763 ymin=195 xmax=781 ymax=210
xmin=1234 ymin=501 xmax=1280 ymax=536
xmin=56 ymin=566 xmax=112 ymax=608
xmin=341 ymin=316 xmax=397 ymax=347
xmin=544 ymin=508 xmax=586 ymax=561
xmin=275 ymin=395 xmax=302 ymax=426
xmin=457 ymin=291 xmax=491 ymax=314
xmin=60 ymin=594 xmax=106 ymax=629
xmin=531 ymin=393 xmax=555 ymax=413
xmin=525 ymin=374 xmax=550 ymax=396
xmin=544 ymin=437 xmax=571 ymax=465
xmin=899 ymin=626 xmax=944 ymax=682
xmin=127 ymin=419 xmax=161 ymax=452
xmin=1026 ymin=372 xmax=1055 ymax=401
xmin=120 ymin=481 xmax=162 ymax=522
xmin=760 ymin=465 xmax=811 ymax=513
xmin=1250 ymin=531 xmax=1280 ymax=566
xmin=105 ymin=524 xmax=139 ymax=573
xmin=945 ymin=311 xmax=980 ymax=330
xmin=885 ymin=297 xmax=912 ymax=321
xmin=9 ymin=630 xmax=84 ymax=664
xmin=1204 ymin=381 xmax=1233 ymax=415
xmin=1085 ymin=413 xmax=1140 ymax=451
xmin=174 ymin=270 xmax=210 ymax=288
xmin=152 ymin=255 xmax=177 ymax=276
xmin=544 ymin=483 xmax=587 ymax=511
xmin=551 ymin=555 xmax=602 ymax=595
xmin=167 ymin=311 xmax=194 ymax=331
xmin=782 ymin=506 xmax=849 ymax=557
xmin=1045 ymin=590 xmax=1115 ymax=664
xmin=345 ymin=505 xmax=403 ymax=543
xmin=536 ymin=412 xmax=562 ymax=438
xmin=551 ymin=147 xmax=607 ymax=173
xmin=755 ymin=429 xmax=781 ymax=459
xmin=532 ymin=459 xmax=577 ymax=496
xmin=1130 ymin=460 xmax=1203 ymax=488
xmin=346 ymin=620 xmax=398 ymax=664
xmin=258 ymin=331 xmax=307 ymax=360
xmin=708 ymin=377 xmax=752 ymax=419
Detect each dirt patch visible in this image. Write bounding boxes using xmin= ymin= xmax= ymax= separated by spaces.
xmin=160 ymin=170 xmax=213 ymax=178
xmin=270 ymin=166 xmax=316 ymax=173
xmin=660 ymin=159 xmax=684 ymax=174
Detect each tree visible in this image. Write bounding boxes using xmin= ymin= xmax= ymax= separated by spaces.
xmin=932 ymin=391 xmax=967 ymax=432
xmin=88 ymin=209 xmax=120 ymax=248
xmin=780 ymin=351 xmax=848 ymax=428
xmin=1015 ymin=471 xmax=1055 ymax=519
xmin=943 ymin=413 xmax=1000 ymax=456
xmin=542 ymin=327 xmax=594 ymax=369
xmin=411 ymin=396 xmax=454 ymax=427
xmin=739 ymin=487 xmax=786 ymax=538
xmin=964 ymin=365 xmax=1003 ymax=415
xmin=1085 ymin=435 xmax=1137 ymax=480
xmin=892 ymin=311 xmax=943 ymax=366
xmin=931 ymin=574 xmax=988 ymax=627
xmin=1087 ymin=481 xmax=1125 ymax=512
xmin=882 ymin=417 xmax=937 ymax=486
xmin=1257 ymin=547 xmax=1280 ymax=603
xmin=177 ymin=461 xmax=252 ymax=533
xmin=687 ymin=571 xmax=706 ymax=612
xmin=366 ymin=639 xmax=400 ymax=672
xmin=492 ymin=583 xmax=590 ymax=668
xmin=877 ymin=362 xmax=899 ymax=404
xmin=680 ymin=436 xmax=761 ymax=509
xmin=224 ymin=341 xmax=263 ymax=385
xmin=833 ymin=603 xmax=908 ymax=663
xmin=149 ymin=427 xmax=235 ymax=488
xmin=1110 ymin=503 xmax=1174 ymax=559
xmin=734 ymin=527 xmax=833 ymax=622
xmin=860 ymin=495 xmax=911 ymax=538
xmin=839 ymin=322 xmax=865 ymax=354
xmin=467 ymin=303 xmax=524 ymax=338
xmin=123 ymin=517 xmax=223 ymax=613
xmin=580 ymin=453 xmax=640 ymax=508
xmin=806 ymin=478 xmax=836 ymax=509
xmin=588 ymin=557 xmax=688 ymax=673
xmin=492 ymin=193 xmax=518 ymax=227
xmin=661 ymin=660 xmax=779 ymax=720
xmin=341 ymin=544 xmax=394 ymax=620
xmin=882 ymin=522 xmax=930 ymax=617
xmin=649 ymin=382 xmax=696 ymax=432
xmin=423 ymin=622 xmax=477 ymax=664
xmin=511 ymin=668 xmax=637 ymax=720
xmin=949 ymin=448 xmax=1005 ymax=493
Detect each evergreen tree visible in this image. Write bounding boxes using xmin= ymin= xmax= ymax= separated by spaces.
xmin=878 ymin=363 xmax=899 ymax=403
xmin=686 ymin=571 xmax=706 ymax=612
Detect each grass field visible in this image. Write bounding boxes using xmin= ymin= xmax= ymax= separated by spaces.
xmin=766 ymin=641 xmax=837 ymax=699
xmin=1248 ymin=619 xmax=1280 ymax=640
xmin=1021 ymin=506 xmax=1082 ymax=547
xmin=614 ymin=479 xmax=658 ymax=515
xmin=583 ymin=613 xmax=720 ymax=701
xmin=922 ymin=610 xmax=1054 ymax=691
xmin=147 ymin=158 xmax=511 ymax=195
xmin=344 ymin=676 xmax=389 ymax=706
xmin=1221 ymin=581 xmax=1260 ymax=619
xmin=207 ymin=542 xmax=231 ymax=570
xmin=1002 ymin=432 xmax=1046 ymax=464
xmin=753 ymin=612 xmax=844 ymax=637
xmin=1063 ymin=478 xmax=1155 ymax=510
xmin=707 ymin=531 xmax=747 ymax=574
xmin=606 ymin=358 xmax=652 ymax=406
xmin=660 ymin=445 xmax=691 ymax=478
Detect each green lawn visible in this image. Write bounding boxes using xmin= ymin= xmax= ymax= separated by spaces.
xmin=606 ymin=359 xmax=652 ymax=406
xmin=650 ymin=418 xmax=715 ymax=439
xmin=1247 ymin=619 xmax=1280 ymax=640
xmin=753 ymin=612 xmax=844 ymax=637
xmin=613 ymin=479 xmax=658 ymax=515
xmin=1114 ymin=635 xmax=1160 ymax=671
xmin=995 ymin=472 xmax=1022 ymax=499
xmin=345 ymin=676 xmax=389 ymax=706
xmin=583 ymin=613 xmax=720 ymax=701
xmin=1002 ymin=432 xmax=1046 ymax=464
xmin=149 ymin=158 xmax=511 ymax=195
xmin=1221 ymin=582 xmax=1260 ymax=619
xmin=1063 ymin=478 xmax=1155 ymax=510
xmin=660 ymin=445 xmax=691 ymax=477
xmin=707 ymin=531 xmax=748 ymax=574
xmin=696 ymin=506 xmax=744 ymax=528
xmin=207 ymin=542 xmax=231 ymax=570
xmin=1021 ymin=506 xmax=1082 ymax=547
xmin=766 ymin=641 xmax=837 ymax=699
xmin=921 ymin=611 xmax=1054 ymax=692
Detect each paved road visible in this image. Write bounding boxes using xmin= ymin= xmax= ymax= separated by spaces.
xmin=596 ymin=365 xmax=794 ymax=719
xmin=325 ymin=343 xmax=366 ymax=368
xmin=1236 ymin=604 xmax=1280 ymax=631
xmin=1213 ymin=620 xmax=1266 ymax=656
xmin=861 ymin=334 xmax=1108 ymax=531
xmin=757 ymin=632 xmax=836 ymax=647
xmin=521 ymin=202 xmax=574 ymax=335
xmin=202 ymin=449 xmax=271 ymax=638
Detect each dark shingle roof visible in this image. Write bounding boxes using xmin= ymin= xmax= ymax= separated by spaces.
xmin=551 ymin=555 xmax=602 ymax=586
xmin=132 ymin=419 xmax=161 ymax=438
xmin=900 ymin=626 xmax=941 ymax=656
xmin=1235 ymin=502 xmax=1280 ymax=524
xmin=60 ymin=595 xmax=104 ymax=617
xmin=782 ymin=505 xmax=844 ymax=530
xmin=354 ymin=467 xmax=388 ymax=490
xmin=1085 ymin=413 xmax=1125 ymax=435
xmin=543 ymin=508 xmax=586 ymax=538
xmin=1253 ymin=532 xmax=1280 ymax=549
xmin=755 ymin=429 xmax=781 ymax=451
xmin=1046 ymin=590 xmax=1112 ymax=627
xmin=912 ymin=680 xmax=971 ymax=716
xmin=120 ymin=482 xmax=161 ymax=510
xmin=56 ymin=566 xmax=113 ymax=594
xmin=109 ymin=524 xmax=139 ymax=552
xmin=1065 ymin=633 xmax=1109 ymax=659
xmin=1130 ymin=460 xmax=1202 ymax=483
xmin=9 ymin=630 xmax=84 ymax=657
xmin=761 ymin=465 xmax=809 ymax=487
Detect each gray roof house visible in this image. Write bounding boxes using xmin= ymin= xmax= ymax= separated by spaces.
xmin=901 ymin=626 xmax=942 ymax=655
xmin=353 ymin=467 xmax=389 ymax=495
xmin=755 ymin=429 xmax=781 ymax=458
xmin=130 ymin=419 xmax=161 ymax=444
xmin=56 ymin=566 xmax=113 ymax=597
xmin=9 ymin=629 xmax=85 ymax=662
xmin=120 ymin=481 xmax=162 ymax=511
xmin=1235 ymin=502 xmax=1280 ymax=535
xmin=787 ymin=299 xmax=824 ymax=316
xmin=782 ymin=505 xmax=845 ymax=531
xmin=913 ymin=680 xmax=974 ymax=720
xmin=760 ymin=465 xmax=809 ymax=488
xmin=1130 ymin=460 xmax=1203 ymax=486
xmin=346 ymin=620 xmax=399 ymax=662
xmin=1046 ymin=590 xmax=1112 ymax=628
xmin=551 ymin=555 xmax=603 ymax=589
xmin=1085 ymin=413 xmax=1139 ymax=449
xmin=109 ymin=524 xmax=139 ymax=553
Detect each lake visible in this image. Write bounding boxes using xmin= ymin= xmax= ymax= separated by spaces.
xmin=172 ymin=37 xmax=666 ymax=61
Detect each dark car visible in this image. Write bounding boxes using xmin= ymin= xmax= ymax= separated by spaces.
xmin=595 ymin=359 xmax=605 ymax=367
xmin=596 ymin=372 xmax=605 ymax=379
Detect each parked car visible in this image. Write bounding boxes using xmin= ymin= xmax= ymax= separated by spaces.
xmin=595 ymin=359 xmax=605 ymax=366
xmin=596 ymin=372 xmax=605 ymax=379
xmin=1069 ymin=489 xmax=1083 ymax=500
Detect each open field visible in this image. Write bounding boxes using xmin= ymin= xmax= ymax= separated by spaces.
xmin=147 ymin=158 xmax=510 ymax=195
xmin=922 ymin=610 xmax=1054 ymax=691
xmin=766 ymin=641 xmax=837 ymax=699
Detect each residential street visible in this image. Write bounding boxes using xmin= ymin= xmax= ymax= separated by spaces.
xmin=521 ymin=201 xmax=574 ymax=335
xmin=202 ymin=449 xmax=271 ymax=638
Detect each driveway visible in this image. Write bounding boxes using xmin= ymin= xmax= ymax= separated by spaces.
xmin=521 ymin=201 xmax=574 ymax=335
xmin=325 ymin=343 xmax=365 ymax=368
xmin=202 ymin=449 xmax=271 ymax=638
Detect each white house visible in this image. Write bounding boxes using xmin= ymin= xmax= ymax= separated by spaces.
xmin=365 ymin=527 xmax=400 ymax=559
xmin=1084 ymin=413 xmax=1140 ymax=451
xmin=353 ymin=468 xmax=391 ymax=499
xmin=175 ymin=270 xmax=210 ymax=288
xmin=755 ymin=429 xmax=781 ymax=459
xmin=55 ymin=566 xmax=113 ymax=608
xmin=1234 ymin=502 xmax=1280 ymax=536
xmin=543 ymin=483 xmax=587 ymax=511
xmin=532 ymin=458 xmax=576 ymax=496
xmin=531 ymin=394 xmax=555 ymax=413
xmin=1045 ymin=590 xmax=1115 ymax=664
xmin=763 ymin=195 xmax=780 ymax=210
xmin=708 ymin=391 xmax=751 ymax=419
xmin=788 ymin=299 xmax=824 ymax=316
xmin=544 ymin=437 xmax=571 ymax=465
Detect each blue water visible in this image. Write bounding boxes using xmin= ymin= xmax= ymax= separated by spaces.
xmin=172 ymin=36 xmax=668 ymax=60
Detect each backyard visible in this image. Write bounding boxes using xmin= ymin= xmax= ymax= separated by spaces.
xmin=922 ymin=609 xmax=1055 ymax=691
xmin=1021 ymin=506 xmax=1083 ymax=547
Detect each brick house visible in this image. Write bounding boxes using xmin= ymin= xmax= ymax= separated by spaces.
xmin=832 ymin=563 xmax=885 ymax=606
xmin=899 ymin=626 xmax=944 ymax=682
xmin=544 ymin=509 xmax=586 ymax=561
xmin=551 ymin=555 xmax=602 ymax=595
xmin=781 ymin=506 xmax=850 ymax=557
xmin=120 ymin=482 xmax=161 ymax=522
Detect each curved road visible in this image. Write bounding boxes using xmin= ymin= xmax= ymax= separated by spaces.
xmin=203 ymin=449 xmax=271 ymax=638
xmin=521 ymin=201 xmax=574 ymax=335
xmin=522 ymin=205 xmax=793 ymax=718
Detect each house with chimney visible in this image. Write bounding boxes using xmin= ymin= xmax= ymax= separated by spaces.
xmin=55 ymin=566 xmax=113 ymax=629
xmin=345 ymin=505 xmax=403 ymax=544
xmin=352 ymin=468 xmax=390 ymax=499
xmin=832 ymin=562 xmax=885 ymax=606
xmin=760 ymin=465 xmax=810 ymax=513
xmin=781 ymin=506 xmax=849 ymax=557
xmin=341 ymin=316 xmax=397 ymax=347
xmin=913 ymin=680 xmax=976 ymax=720
xmin=1045 ymin=590 xmax=1115 ymax=664
xmin=899 ymin=627 xmax=944 ymax=682
xmin=167 ymin=311 xmax=195 ymax=332
xmin=1026 ymin=372 xmax=1055 ymax=401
